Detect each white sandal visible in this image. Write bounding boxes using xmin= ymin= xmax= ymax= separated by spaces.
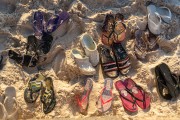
xmin=71 ymin=49 xmax=96 ymax=75
xmin=80 ymin=33 xmax=99 ymax=66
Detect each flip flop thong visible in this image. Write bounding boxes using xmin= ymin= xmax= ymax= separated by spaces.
xmin=77 ymin=78 xmax=93 ymax=113
xmin=24 ymin=74 xmax=45 ymax=103
xmin=40 ymin=77 xmax=56 ymax=114
xmin=115 ymin=80 xmax=138 ymax=113
xmin=155 ymin=63 xmax=179 ymax=100
xmin=124 ymin=78 xmax=151 ymax=110
xmin=4 ymin=86 xmax=19 ymax=120
xmin=33 ymin=11 xmax=45 ymax=39
xmin=97 ymin=78 xmax=113 ymax=113
xmin=47 ymin=11 xmax=70 ymax=33
xmin=98 ymin=45 xmax=118 ymax=78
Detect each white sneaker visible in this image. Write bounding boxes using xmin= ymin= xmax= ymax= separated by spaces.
xmin=80 ymin=33 xmax=99 ymax=66
xmin=71 ymin=49 xmax=96 ymax=75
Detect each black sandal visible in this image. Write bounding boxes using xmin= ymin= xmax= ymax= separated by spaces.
xmin=8 ymin=50 xmax=38 ymax=67
xmin=155 ymin=63 xmax=179 ymax=100
xmin=40 ymin=77 xmax=56 ymax=114
xmin=98 ymin=45 xmax=118 ymax=78
xmin=0 ymin=55 xmax=3 ymax=70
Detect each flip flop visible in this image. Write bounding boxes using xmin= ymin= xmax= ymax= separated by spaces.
xmin=113 ymin=18 xmax=126 ymax=43
xmin=101 ymin=14 xmax=115 ymax=46
xmin=24 ymin=74 xmax=45 ymax=103
xmin=124 ymin=78 xmax=151 ymax=110
xmin=148 ymin=12 xmax=162 ymax=35
xmin=155 ymin=63 xmax=179 ymax=100
xmin=97 ymin=78 xmax=113 ymax=113
xmin=77 ymin=78 xmax=93 ymax=113
xmin=147 ymin=2 xmax=172 ymax=24
xmin=112 ymin=43 xmax=131 ymax=75
xmin=40 ymin=77 xmax=56 ymax=114
xmin=115 ymin=80 xmax=138 ymax=112
xmin=26 ymin=35 xmax=38 ymax=55
xmin=33 ymin=11 xmax=45 ymax=39
xmin=38 ymin=33 xmax=53 ymax=54
xmin=46 ymin=11 xmax=70 ymax=34
xmin=134 ymin=29 xmax=148 ymax=59
xmin=4 ymin=86 xmax=19 ymax=120
xmin=98 ymin=45 xmax=118 ymax=78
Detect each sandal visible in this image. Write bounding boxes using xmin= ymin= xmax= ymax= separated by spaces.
xmin=46 ymin=11 xmax=70 ymax=34
xmin=134 ymin=29 xmax=148 ymax=59
xmin=155 ymin=63 xmax=179 ymax=100
xmin=38 ymin=33 xmax=53 ymax=54
xmin=101 ymin=14 xmax=115 ymax=46
xmin=112 ymin=43 xmax=131 ymax=75
xmin=4 ymin=86 xmax=19 ymax=119
xmin=115 ymin=80 xmax=138 ymax=112
xmin=98 ymin=45 xmax=118 ymax=78
xmin=8 ymin=50 xmax=38 ymax=67
xmin=40 ymin=77 xmax=56 ymax=114
xmin=33 ymin=11 xmax=45 ymax=39
xmin=97 ymin=78 xmax=113 ymax=113
xmin=114 ymin=13 xmax=126 ymax=42
xmin=77 ymin=78 xmax=93 ymax=113
xmin=124 ymin=78 xmax=151 ymax=109
xmin=24 ymin=74 xmax=45 ymax=103
xmin=26 ymin=35 xmax=38 ymax=55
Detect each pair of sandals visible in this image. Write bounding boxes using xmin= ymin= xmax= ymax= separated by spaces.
xmin=115 ymin=78 xmax=151 ymax=113
xmin=24 ymin=74 xmax=56 ymax=114
xmin=99 ymin=44 xmax=131 ymax=78
xmin=33 ymin=11 xmax=70 ymax=39
xmin=146 ymin=1 xmax=172 ymax=35
xmin=77 ymin=78 xmax=113 ymax=113
xmin=155 ymin=63 xmax=180 ymax=100
xmin=134 ymin=29 xmax=158 ymax=60
xmin=101 ymin=13 xmax=126 ymax=46
xmin=0 ymin=86 xmax=19 ymax=120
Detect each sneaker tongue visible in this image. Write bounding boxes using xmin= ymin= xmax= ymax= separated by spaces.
xmin=121 ymin=90 xmax=128 ymax=96
xmin=132 ymin=87 xmax=138 ymax=94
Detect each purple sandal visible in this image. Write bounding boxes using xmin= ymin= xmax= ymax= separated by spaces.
xmin=46 ymin=11 xmax=70 ymax=33
xmin=33 ymin=11 xmax=46 ymax=39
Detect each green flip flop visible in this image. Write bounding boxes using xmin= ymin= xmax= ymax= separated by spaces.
xmin=24 ymin=74 xmax=45 ymax=103
xmin=40 ymin=77 xmax=56 ymax=114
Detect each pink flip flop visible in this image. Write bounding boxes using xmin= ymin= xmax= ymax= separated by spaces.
xmin=124 ymin=78 xmax=151 ymax=110
xmin=115 ymin=80 xmax=137 ymax=112
xmin=77 ymin=78 xmax=93 ymax=113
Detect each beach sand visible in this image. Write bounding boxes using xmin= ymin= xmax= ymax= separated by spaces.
xmin=0 ymin=0 xmax=180 ymax=119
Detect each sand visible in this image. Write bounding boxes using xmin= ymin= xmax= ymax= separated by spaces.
xmin=0 ymin=0 xmax=180 ymax=119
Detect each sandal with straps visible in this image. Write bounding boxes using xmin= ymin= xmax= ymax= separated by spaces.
xmin=155 ymin=63 xmax=179 ymax=100
xmin=98 ymin=45 xmax=118 ymax=78
xmin=101 ymin=14 xmax=115 ymax=46
xmin=77 ymin=78 xmax=93 ymax=113
xmin=115 ymin=80 xmax=138 ymax=112
xmin=24 ymin=74 xmax=45 ymax=103
xmin=112 ymin=42 xmax=131 ymax=75
xmin=40 ymin=77 xmax=56 ymax=114
xmin=124 ymin=78 xmax=151 ymax=110
xmin=97 ymin=78 xmax=113 ymax=113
